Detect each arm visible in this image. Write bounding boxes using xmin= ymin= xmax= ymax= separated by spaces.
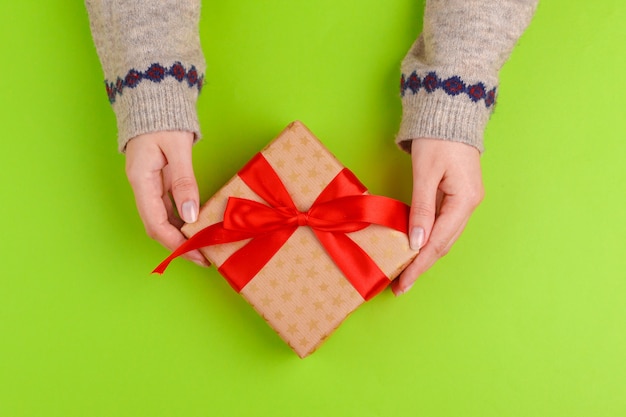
xmin=393 ymin=0 xmax=538 ymax=295
xmin=86 ymin=0 xmax=209 ymax=265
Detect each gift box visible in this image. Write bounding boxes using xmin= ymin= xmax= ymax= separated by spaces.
xmin=155 ymin=121 xmax=418 ymax=357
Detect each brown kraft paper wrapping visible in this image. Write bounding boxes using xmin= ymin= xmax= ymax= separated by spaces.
xmin=182 ymin=121 xmax=418 ymax=357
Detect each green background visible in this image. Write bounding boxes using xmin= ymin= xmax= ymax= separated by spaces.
xmin=1 ymin=1 xmax=625 ymax=416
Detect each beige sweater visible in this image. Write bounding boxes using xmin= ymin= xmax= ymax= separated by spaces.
xmin=86 ymin=0 xmax=537 ymax=153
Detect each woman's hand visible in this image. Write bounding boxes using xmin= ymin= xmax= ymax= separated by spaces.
xmin=125 ymin=131 xmax=209 ymax=267
xmin=392 ymin=138 xmax=484 ymax=296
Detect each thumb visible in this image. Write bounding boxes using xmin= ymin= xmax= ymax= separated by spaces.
xmin=408 ymin=140 xmax=441 ymax=251
xmin=163 ymin=134 xmax=200 ymax=224
xmin=409 ymin=172 xmax=438 ymax=251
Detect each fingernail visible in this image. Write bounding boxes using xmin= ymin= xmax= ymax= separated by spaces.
xmin=409 ymin=227 xmax=425 ymax=251
xmin=395 ymin=283 xmax=414 ymax=297
xmin=193 ymin=259 xmax=209 ymax=268
xmin=182 ymin=200 xmax=198 ymax=223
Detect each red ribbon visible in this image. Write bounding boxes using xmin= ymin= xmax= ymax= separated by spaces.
xmin=153 ymin=153 xmax=410 ymax=301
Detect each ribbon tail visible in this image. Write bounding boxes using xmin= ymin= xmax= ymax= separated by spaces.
xmin=218 ymin=227 xmax=297 ymax=292
xmin=313 ymin=230 xmax=391 ymax=301
xmin=310 ymin=195 xmax=410 ymax=234
xmin=152 ymin=222 xmax=255 ymax=274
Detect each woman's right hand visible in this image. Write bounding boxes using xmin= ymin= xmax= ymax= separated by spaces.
xmin=125 ymin=131 xmax=209 ymax=267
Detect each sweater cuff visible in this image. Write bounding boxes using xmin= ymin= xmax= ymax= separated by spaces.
xmin=396 ymin=85 xmax=494 ymax=154
xmin=112 ymin=77 xmax=201 ymax=152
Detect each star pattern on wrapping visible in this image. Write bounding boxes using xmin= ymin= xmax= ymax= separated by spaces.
xmin=288 ymin=171 xmax=300 ymax=183
xmin=301 ymin=184 xmax=312 ymax=195
xmin=282 ymin=140 xmax=293 ymax=151
xmin=332 ymin=295 xmax=345 ymax=307
xmin=287 ymin=323 xmax=298 ymax=335
xmin=287 ymin=270 xmax=299 ymax=283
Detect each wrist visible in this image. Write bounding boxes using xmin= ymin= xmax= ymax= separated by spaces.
xmin=114 ymin=78 xmax=202 ymax=153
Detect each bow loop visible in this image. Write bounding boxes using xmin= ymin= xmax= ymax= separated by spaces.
xmin=224 ymin=196 xmax=372 ymax=235
xmin=223 ymin=197 xmax=300 ymax=233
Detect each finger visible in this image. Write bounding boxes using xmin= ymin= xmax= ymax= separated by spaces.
xmin=161 ymin=185 xmax=208 ymax=266
xmin=392 ymin=195 xmax=473 ymax=296
xmin=161 ymin=167 xmax=184 ymax=229
xmin=166 ymin=231 xmax=210 ymax=268
xmin=126 ymin=151 xmax=174 ymax=246
xmin=152 ymin=222 xmax=210 ymax=267
xmin=392 ymin=218 xmax=467 ymax=296
xmin=162 ymin=190 xmax=184 ymax=229
xmin=161 ymin=138 xmax=199 ymax=225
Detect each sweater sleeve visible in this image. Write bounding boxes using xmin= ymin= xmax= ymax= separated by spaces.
xmin=85 ymin=0 xmax=206 ymax=152
xmin=397 ymin=0 xmax=538 ymax=153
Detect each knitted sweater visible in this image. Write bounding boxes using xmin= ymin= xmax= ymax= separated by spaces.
xmin=85 ymin=0 xmax=205 ymax=152
xmin=85 ymin=0 xmax=537 ymax=153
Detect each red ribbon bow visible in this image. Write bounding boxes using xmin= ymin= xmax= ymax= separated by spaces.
xmin=154 ymin=153 xmax=410 ymax=300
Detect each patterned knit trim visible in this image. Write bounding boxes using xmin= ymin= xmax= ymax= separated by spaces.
xmin=105 ymin=62 xmax=204 ymax=104
xmin=401 ymin=71 xmax=496 ymax=108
